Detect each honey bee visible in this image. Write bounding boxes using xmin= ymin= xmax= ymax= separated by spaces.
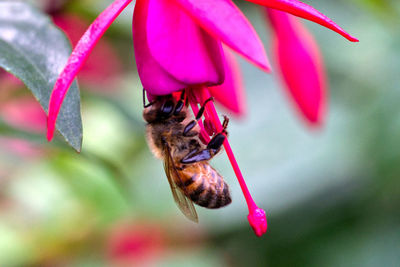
xmin=143 ymin=92 xmax=231 ymax=222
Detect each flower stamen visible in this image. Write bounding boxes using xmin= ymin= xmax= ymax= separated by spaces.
xmin=188 ymin=87 xmax=267 ymax=237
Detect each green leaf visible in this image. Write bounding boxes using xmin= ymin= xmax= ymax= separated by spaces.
xmin=0 ymin=1 xmax=82 ymax=152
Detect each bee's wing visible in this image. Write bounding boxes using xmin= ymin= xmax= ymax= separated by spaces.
xmin=163 ymin=143 xmax=198 ymax=223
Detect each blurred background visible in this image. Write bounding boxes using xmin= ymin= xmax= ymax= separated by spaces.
xmin=1 ymin=0 xmax=399 ymax=266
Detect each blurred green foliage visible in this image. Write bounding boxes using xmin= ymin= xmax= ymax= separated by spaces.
xmin=0 ymin=0 xmax=399 ymax=266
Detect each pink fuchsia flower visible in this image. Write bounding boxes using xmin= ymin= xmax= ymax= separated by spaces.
xmin=46 ymin=0 xmax=357 ymax=236
xmin=265 ymin=8 xmax=327 ymax=125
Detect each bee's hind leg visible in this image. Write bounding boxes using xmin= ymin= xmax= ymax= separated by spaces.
xmin=183 ymin=97 xmax=214 ymax=136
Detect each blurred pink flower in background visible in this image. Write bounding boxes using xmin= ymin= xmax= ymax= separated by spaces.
xmin=0 ymin=97 xmax=47 ymax=133
xmin=0 ymin=73 xmax=46 ymax=157
xmin=0 ymin=69 xmax=22 ymax=91
xmin=107 ymin=221 xmax=166 ymax=266
xmin=0 ymin=138 xmax=43 ymax=158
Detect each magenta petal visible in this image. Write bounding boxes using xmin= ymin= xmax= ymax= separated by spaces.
xmin=146 ymin=0 xmax=225 ymax=86
xmin=47 ymin=0 xmax=133 ymax=141
xmin=267 ymin=9 xmax=326 ymax=124
xmin=249 ymin=0 xmax=358 ymax=42
xmin=209 ymin=47 xmax=246 ymax=116
xmin=173 ymin=0 xmax=271 ymax=71
xmin=133 ymin=0 xmax=187 ymax=95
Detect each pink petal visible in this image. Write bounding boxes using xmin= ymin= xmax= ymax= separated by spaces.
xmin=47 ymin=0 xmax=133 ymax=141
xmin=146 ymin=0 xmax=225 ymax=87
xmin=133 ymin=0 xmax=187 ymax=95
xmin=249 ymin=0 xmax=358 ymax=42
xmin=209 ymin=47 xmax=246 ymax=116
xmin=267 ymin=9 xmax=326 ymax=124
xmin=173 ymin=0 xmax=271 ymax=71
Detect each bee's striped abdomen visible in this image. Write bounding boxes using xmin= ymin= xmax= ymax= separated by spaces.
xmin=177 ymin=163 xmax=231 ymax=209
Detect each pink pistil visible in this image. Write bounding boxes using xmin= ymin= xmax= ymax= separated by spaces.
xmin=188 ymin=87 xmax=267 ymax=237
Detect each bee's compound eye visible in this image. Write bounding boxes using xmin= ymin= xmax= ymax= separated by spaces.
xmin=161 ymin=100 xmax=174 ymax=117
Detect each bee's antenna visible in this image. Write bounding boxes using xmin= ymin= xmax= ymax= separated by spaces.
xmin=143 ymin=88 xmax=155 ymax=108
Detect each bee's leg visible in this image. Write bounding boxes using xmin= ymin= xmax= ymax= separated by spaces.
xmin=183 ymin=121 xmax=197 ymax=137
xmin=196 ymin=97 xmax=214 ymax=120
xmin=181 ymin=116 xmax=229 ymax=164
xmin=180 ymin=134 xmax=224 ymax=164
xmin=183 ymin=97 xmax=214 ymax=136
xmin=205 ymin=114 xmax=229 ymax=152
xmin=206 ymin=115 xmax=229 ymax=152
xmin=180 ymin=148 xmax=202 ymax=162
xmin=181 ymin=149 xmax=212 ymax=164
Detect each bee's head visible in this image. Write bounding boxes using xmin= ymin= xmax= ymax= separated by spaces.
xmin=143 ymin=95 xmax=185 ymax=123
